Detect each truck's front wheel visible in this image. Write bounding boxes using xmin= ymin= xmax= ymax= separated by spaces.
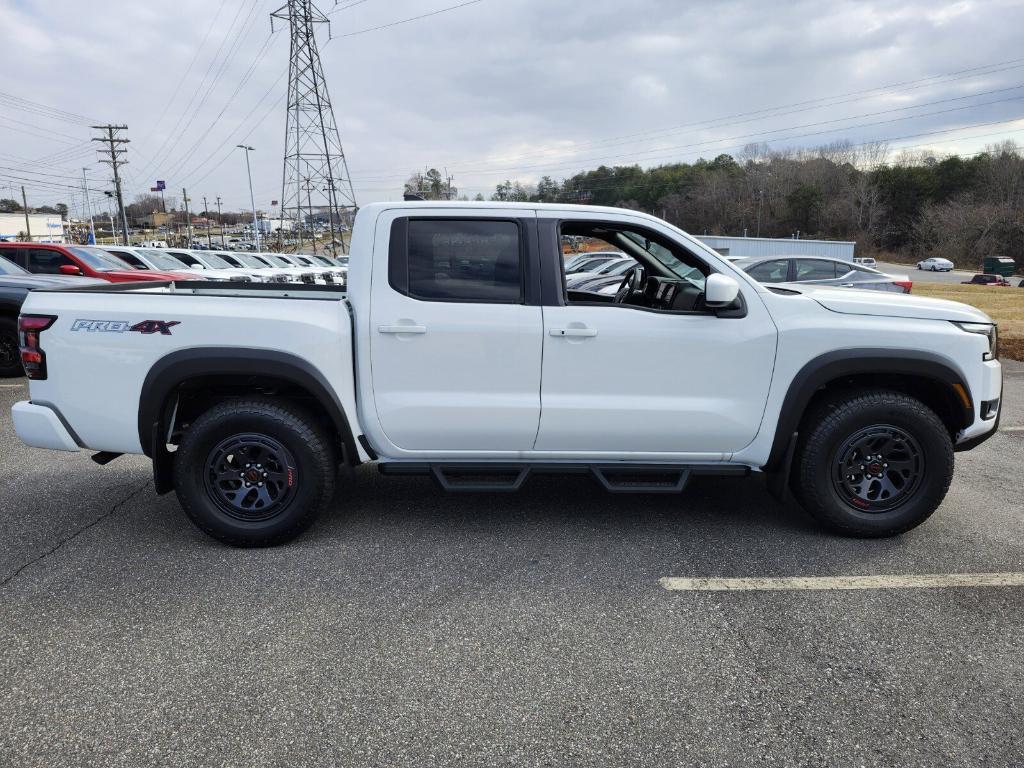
xmin=174 ymin=398 xmax=336 ymax=546
xmin=793 ymin=389 xmax=954 ymax=537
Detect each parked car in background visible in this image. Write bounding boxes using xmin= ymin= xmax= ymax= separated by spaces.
xmin=564 ymin=251 xmax=624 ymax=272
xmin=0 ymin=255 xmax=105 ymax=377
xmin=735 ymin=256 xmax=913 ymax=293
xmin=566 ymin=258 xmax=638 ymax=290
xmin=917 ymin=257 xmax=954 ymax=272
xmin=853 ymin=256 xmax=876 ymax=267
xmin=962 ymin=273 xmax=1011 ymax=286
xmin=0 ymin=243 xmax=185 ymax=283
xmin=101 ymin=247 xmax=252 ymax=283
xmin=565 ymin=253 xmax=625 ymax=274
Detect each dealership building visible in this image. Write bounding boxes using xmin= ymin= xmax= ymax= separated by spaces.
xmin=0 ymin=213 xmax=66 ymax=243
xmin=696 ymin=234 xmax=856 ymax=261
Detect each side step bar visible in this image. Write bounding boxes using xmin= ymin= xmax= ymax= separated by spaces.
xmin=379 ymin=462 xmax=749 ymax=494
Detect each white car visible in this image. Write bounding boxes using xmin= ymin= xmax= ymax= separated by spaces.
xmin=917 ymin=257 xmax=955 ymax=272
xmin=12 ymin=202 xmax=1001 ymax=547
xmin=101 ymin=246 xmax=244 ymax=282
xmin=853 ymin=257 xmax=877 ymax=268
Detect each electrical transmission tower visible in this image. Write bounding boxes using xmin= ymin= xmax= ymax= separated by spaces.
xmin=92 ymin=125 xmax=131 ymax=244
xmin=271 ymin=0 xmax=357 ymax=254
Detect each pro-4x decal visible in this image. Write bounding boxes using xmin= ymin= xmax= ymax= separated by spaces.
xmin=71 ymin=319 xmax=180 ymax=335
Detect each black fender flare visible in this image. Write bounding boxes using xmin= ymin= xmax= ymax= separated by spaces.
xmin=139 ymin=347 xmax=359 ymax=477
xmin=763 ymin=348 xmax=973 ymax=472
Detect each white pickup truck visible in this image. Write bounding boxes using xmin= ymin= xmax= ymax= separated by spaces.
xmin=12 ymin=202 xmax=1002 ymax=546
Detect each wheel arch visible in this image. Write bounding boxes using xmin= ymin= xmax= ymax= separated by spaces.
xmin=139 ymin=348 xmax=360 ymax=492
xmin=763 ymin=348 xmax=974 ymax=472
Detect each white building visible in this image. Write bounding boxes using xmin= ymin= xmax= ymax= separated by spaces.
xmin=0 ymin=213 xmax=66 ymax=243
xmin=696 ymin=235 xmax=855 ymax=261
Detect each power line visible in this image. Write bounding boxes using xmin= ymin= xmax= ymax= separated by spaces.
xmin=351 ymin=88 xmax=1024 ymax=183
xmin=134 ymin=0 xmax=258 ymax=181
xmin=335 ymin=0 xmax=486 ymax=38
xmin=349 ymin=55 xmax=1024 ymax=178
xmin=0 ymin=89 xmax=97 ymax=125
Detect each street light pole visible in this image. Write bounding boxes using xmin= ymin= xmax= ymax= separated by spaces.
xmin=237 ymin=145 xmax=260 ymax=251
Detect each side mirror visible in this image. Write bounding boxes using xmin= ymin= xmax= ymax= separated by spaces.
xmin=705 ymin=273 xmax=740 ymax=308
xmin=58 ymin=264 xmax=82 ymax=276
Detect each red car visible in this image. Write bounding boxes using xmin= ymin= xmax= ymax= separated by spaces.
xmin=0 ymin=243 xmax=191 ymax=283
xmin=961 ymin=273 xmax=1011 ymax=286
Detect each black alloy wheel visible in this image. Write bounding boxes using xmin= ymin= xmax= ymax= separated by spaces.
xmin=831 ymin=425 xmax=924 ymax=513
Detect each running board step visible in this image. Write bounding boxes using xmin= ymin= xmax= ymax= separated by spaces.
xmin=379 ymin=462 xmax=749 ymax=494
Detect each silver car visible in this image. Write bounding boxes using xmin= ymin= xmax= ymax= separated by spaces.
xmin=735 ymin=256 xmax=912 ymax=293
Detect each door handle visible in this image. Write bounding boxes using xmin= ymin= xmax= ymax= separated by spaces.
xmin=378 ymin=324 xmax=427 ymax=334
xmin=549 ymin=327 xmax=598 ymax=337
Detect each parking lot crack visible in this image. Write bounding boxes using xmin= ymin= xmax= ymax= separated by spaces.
xmin=0 ymin=480 xmax=151 ymax=590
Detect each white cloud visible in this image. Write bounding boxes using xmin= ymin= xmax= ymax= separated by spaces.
xmin=0 ymin=0 xmax=1022 ymax=207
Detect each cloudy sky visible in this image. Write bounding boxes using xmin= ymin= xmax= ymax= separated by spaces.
xmin=2 ymin=0 xmax=1024 ymax=215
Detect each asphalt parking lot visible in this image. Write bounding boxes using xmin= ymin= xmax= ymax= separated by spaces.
xmin=1 ymin=367 xmax=1022 ymax=767
xmin=876 ymin=261 xmax=1019 ymax=285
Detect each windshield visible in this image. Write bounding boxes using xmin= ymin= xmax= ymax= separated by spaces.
xmin=201 ymin=252 xmax=234 ymax=269
xmin=620 ymin=232 xmax=705 ymax=287
xmin=312 ymin=256 xmax=333 ymax=267
xmin=66 ymin=246 xmax=132 ymax=271
xmin=0 ymin=255 xmax=29 ymax=275
xmin=140 ymin=249 xmax=190 ymax=270
xmin=264 ymin=255 xmax=292 ymax=267
xmin=232 ymin=254 xmax=268 ymax=268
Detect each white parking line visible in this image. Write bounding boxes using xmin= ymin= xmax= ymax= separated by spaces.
xmin=1000 ymin=426 xmax=1024 ymax=433
xmin=659 ymin=573 xmax=1024 ymax=592
xmin=0 ymin=383 xmax=26 ymax=389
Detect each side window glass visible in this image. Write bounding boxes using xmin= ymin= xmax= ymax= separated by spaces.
xmin=746 ymin=259 xmax=789 ymax=283
xmin=394 ymin=219 xmax=523 ymax=303
xmin=795 ymin=259 xmax=837 ymax=280
xmin=110 ymin=251 xmax=144 ymax=269
xmin=27 ymin=249 xmax=73 ymax=274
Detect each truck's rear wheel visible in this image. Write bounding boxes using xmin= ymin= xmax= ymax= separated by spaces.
xmin=174 ymin=398 xmax=336 ymax=546
xmin=793 ymin=389 xmax=954 ymax=537
xmin=0 ymin=317 xmax=22 ymax=378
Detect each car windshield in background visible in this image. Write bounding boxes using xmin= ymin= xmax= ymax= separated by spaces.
xmin=265 ymin=256 xmax=293 ymax=267
xmin=234 ymin=254 xmax=268 ymax=268
xmin=0 ymin=255 xmax=29 ymax=275
xmin=65 ymin=246 xmax=132 ymax=271
xmin=312 ymin=256 xmax=334 ymax=266
xmin=140 ymin=249 xmax=190 ymax=270
xmin=201 ymin=253 xmax=234 ymax=269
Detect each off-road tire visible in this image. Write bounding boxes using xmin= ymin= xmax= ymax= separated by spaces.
xmin=174 ymin=398 xmax=336 ymax=546
xmin=793 ymin=389 xmax=954 ymax=537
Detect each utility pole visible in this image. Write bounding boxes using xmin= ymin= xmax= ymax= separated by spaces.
xmin=236 ymin=145 xmax=260 ymax=251
xmin=215 ymin=196 xmax=225 ymax=248
xmin=82 ymin=169 xmax=96 ymax=244
xmin=20 ymin=186 xmax=31 ymax=242
xmin=322 ymin=179 xmax=337 ymax=255
xmin=182 ymin=188 xmax=192 ymax=246
xmin=91 ymin=125 xmax=130 ymax=244
xmin=202 ymin=195 xmax=212 ymax=249
xmin=271 ymin=1 xmax=357 ymax=252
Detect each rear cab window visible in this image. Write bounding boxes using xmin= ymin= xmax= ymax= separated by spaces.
xmin=390 ymin=218 xmax=524 ymax=303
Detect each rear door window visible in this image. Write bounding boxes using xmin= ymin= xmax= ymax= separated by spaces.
xmin=745 ymin=259 xmax=790 ymax=283
xmin=794 ymin=259 xmax=838 ymax=281
xmin=391 ymin=219 xmax=523 ymax=303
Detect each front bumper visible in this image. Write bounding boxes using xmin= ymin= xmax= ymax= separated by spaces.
xmin=12 ymin=401 xmax=80 ymax=452
xmin=955 ymin=359 xmax=1002 ymax=449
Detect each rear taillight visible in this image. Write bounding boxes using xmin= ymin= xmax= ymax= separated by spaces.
xmin=895 ymin=280 xmax=913 ymax=293
xmin=19 ymin=314 xmax=56 ymax=380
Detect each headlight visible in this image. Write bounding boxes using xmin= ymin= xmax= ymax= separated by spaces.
xmin=954 ymin=322 xmax=998 ymax=360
